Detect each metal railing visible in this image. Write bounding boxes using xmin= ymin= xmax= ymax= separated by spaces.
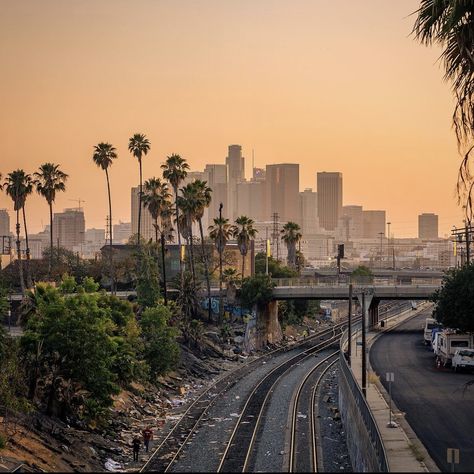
xmin=339 ymin=329 xmax=389 ymax=472
xmin=273 ymin=277 xmax=442 ymax=287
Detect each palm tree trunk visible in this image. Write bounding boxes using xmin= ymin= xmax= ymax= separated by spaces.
xmin=16 ymin=209 xmax=25 ymax=294
xmin=49 ymin=202 xmax=53 ymax=276
xmin=22 ymin=205 xmax=32 ymax=288
xmin=242 ymin=253 xmax=245 ymax=284
xmin=189 ymin=220 xmax=196 ymax=285
xmin=161 ymin=231 xmax=168 ymax=306
xmin=218 ymin=235 xmax=223 ymax=324
xmin=175 ymin=185 xmax=183 ymax=275
xmin=105 ymin=169 xmax=115 ymax=294
xmin=198 ymin=218 xmax=212 ymax=321
xmin=138 ymin=158 xmax=142 ymax=245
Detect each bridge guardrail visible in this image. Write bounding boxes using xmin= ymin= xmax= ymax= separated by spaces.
xmin=339 ymin=329 xmax=389 ymax=472
xmin=273 ymin=277 xmax=442 ymax=287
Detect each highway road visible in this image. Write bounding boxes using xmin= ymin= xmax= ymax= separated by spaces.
xmin=370 ymin=311 xmax=474 ymax=472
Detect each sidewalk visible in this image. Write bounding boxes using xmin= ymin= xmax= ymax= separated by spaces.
xmin=347 ymin=304 xmax=438 ymax=472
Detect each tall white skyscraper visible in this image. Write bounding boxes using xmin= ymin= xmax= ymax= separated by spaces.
xmin=317 ymin=172 xmax=343 ymax=232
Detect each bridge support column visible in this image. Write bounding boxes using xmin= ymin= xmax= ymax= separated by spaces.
xmin=368 ymin=298 xmax=380 ymax=329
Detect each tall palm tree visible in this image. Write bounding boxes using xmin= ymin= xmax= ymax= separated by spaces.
xmin=2 ymin=170 xmax=33 ymax=293
xmin=192 ymin=180 xmax=213 ymax=321
xmin=142 ymin=177 xmax=171 ymax=243
xmin=128 ymin=133 xmax=151 ymax=244
xmin=92 ymin=142 xmax=117 ymax=292
xmin=233 ymin=215 xmax=258 ymax=283
xmin=281 ymin=221 xmax=302 ymax=269
xmin=413 ymin=2 xmax=474 ymax=218
xmin=34 ymin=163 xmax=68 ymax=275
xmin=209 ymin=216 xmax=236 ymax=322
xmin=161 ymin=154 xmax=189 ymax=273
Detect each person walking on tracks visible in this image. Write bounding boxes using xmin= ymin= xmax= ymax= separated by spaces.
xmin=142 ymin=426 xmax=153 ymax=452
xmin=132 ymin=435 xmax=141 ymax=462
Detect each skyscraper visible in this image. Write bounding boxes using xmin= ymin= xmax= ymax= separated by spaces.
xmin=418 ymin=213 xmax=438 ymax=239
xmin=204 ymin=164 xmax=227 ymax=222
xmin=363 ymin=210 xmax=386 ymax=239
xmin=52 ymin=208 xmax=85 ymax=250
xmin=265 ymin=164 xmax=299 ymax=224
xmin=299 ymin=189 xmax=318 ymax=235
xmin=0 ymin=209 xmax=10 ymax=236
xmin=342 ymin=205 xmax=364 ymax=239
xmin=237 ymin=181 xmax=266 ymax=222
xmin=131 ymin=186 xmax=154 ymax=241
xmin=226 ymin=145 xmax=245 ymax=220
xmin=317 ymin=172 xmax=343 ymax=231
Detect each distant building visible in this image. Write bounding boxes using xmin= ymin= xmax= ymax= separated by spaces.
xmin=363 ymin=210 xmax=386 ymax=239
xmin=236 ymin=181 xmax=266 ymax=222
xmin=317 ymin=172 xmax=343 ymax=231
xmin=226 ymin=145 xmax=245 ymax=220
xmin=52 ymin=208 xmax=85 ymax=251
xmin=265 ymin=163 xmax=300 ymax=224
xmin=299 ymin=189 xmax=318 ymax=235
xmin=131 ymin=187 xmax=155 ymax=241
xmin=341 ymin=205 xmax=364 ymax=239
xmin=204 ymin=164 xmax=228 ymax=222
xmin=113 ymin=221 xmax=132 ymax=244
xmin=252 ymin=167 xmax=266 ymax=182
xmin=418 ymin=213 xmax=438 ymax=239
xmin=0 ymin=209 xmax=10 ymax=237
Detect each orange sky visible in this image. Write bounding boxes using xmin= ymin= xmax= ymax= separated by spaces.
xmin=0 ymin=0 xmax=464 ymax=237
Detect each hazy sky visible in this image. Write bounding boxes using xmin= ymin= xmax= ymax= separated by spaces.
xmin=0 ymin=0 xmax=463 ymax=237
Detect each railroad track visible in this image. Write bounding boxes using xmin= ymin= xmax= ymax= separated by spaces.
xmin=140 ymin=320 xmax=351 ymax=473
xmin=216 ymin=327 xmax=346 ymax=473
xmin=288 ymin=352 xmax=339 ymax=473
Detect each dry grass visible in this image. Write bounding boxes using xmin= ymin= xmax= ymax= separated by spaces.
xmin=408 ymin=442 xmax=425 ymax=462
xmin=368 ymin=371 xmax=379 ymax=384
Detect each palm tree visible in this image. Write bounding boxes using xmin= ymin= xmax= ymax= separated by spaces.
xmin=92 ymin=142 xmax=117 ymax=292
xmin=161 ymin=154 xmax=189 ymax=273
xmin=142 ymin=177 xmax=172 ymax=304
xmin=34 ymin=163 xmax=68 ymax=275
xmin=128 ymin=133 xmax=151 ymax=244
xmin=413 ymin=2 xmax=474 ymax=219
xmin=209 ymin=216 xmax=236 ymax=322
xmin=233 ymin=215 xmax=258 ymax=283
xmin=192 ymin=180 xmax=213 ymax=321
xmin=2 ymin=170 xmax=33 ymax=293
xmin=281 ymin=221 xmax=302 ymax=269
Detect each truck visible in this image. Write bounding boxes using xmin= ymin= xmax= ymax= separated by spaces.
xmin=435 ymin=330 xmax=474 ymax=368
xmin=452 ymin=348 xmax=474 ymax=372
xmin=424 ymin=318 xmax=442 ymax=345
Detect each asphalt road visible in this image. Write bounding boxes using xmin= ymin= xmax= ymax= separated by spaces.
xmin=370 ymin=311 xmax=474 ymax=472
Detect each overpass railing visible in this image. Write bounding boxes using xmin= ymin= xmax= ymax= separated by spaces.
xmin=272 ymin=277 xmax=442 ymax=287
xmin=339 ymin=329 xmax=389 ymax=472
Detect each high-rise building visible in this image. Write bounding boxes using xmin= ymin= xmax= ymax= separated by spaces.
xmin=252 ymin=167 xmax=266 ymax=182
xmin=418 ymin=213 xmax=438 ymax=239
xmin=113 ymin=221 xmax=132 ymax=244
xmin=131 ymin=186 xmax=155 ymax=241
xmin=265 ymin=164 xmax=299 ymax=224
xmin=204 ymin=164 xmax=228 ymax=222
xmin=52 ymin=208 xmax=85 ymax=250
xmin=341 ymin=205 xmax=364 ymax=239
xmin=236 ymin=181 xmax=266 ymax=222
xmin=317 ymin=172 xmax=343 ymax=231
xmin=0 ymin=209 xmax=10 ymax=236
xmin=299 ymin=189 xmax=318 ymax=235
xmin=226 ymin=145 xmax=245 ymax=221
xmin=363 ymin=210 xmax=386 ymax=239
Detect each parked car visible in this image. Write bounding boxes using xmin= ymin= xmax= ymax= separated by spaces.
xmin=436 ymin=331 xmax=473 ymax=368
xmin=424 ymin=318 xmax=442 ymax=345
xmin=452 ymin=348 xmax=474 ymax=372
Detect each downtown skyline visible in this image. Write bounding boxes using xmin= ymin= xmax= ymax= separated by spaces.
xmin=0 ymin=0 xmax=464 ymax=237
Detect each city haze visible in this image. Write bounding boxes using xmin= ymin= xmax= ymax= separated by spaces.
xmin=0 ymin=0 xmax=461 ymax=236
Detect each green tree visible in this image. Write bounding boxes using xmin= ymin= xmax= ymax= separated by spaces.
xmin=34 ymin=163 xmax=68 ymax=275
xmin=135 ymin=242 xmax=160 ymax=309
xmin=92 ymin=142 xmax=118 ymax=292
xmin=281 ymin=221 xmax=302 ymax=269
xmin=413 ymin=2 xmax=474 ymax=218
xmin=240 ymin=273 xmax=276 ymax=311
xmin=128 ymin=133 xmax=151 ymax=244
xmin=233 ymin=216 xmax=258 ymax=283
xmin=351 ymin=265 xmax=374 ymax=283
xmin=140 ymin=305 xmax=180 ymax=379
xmin=432 ymin=264 xmax=474 ymax=332
xmin=254 ymin=252 xmax=298 ymax=278
xmin=161 ymin=154 xmax=189 ymax=274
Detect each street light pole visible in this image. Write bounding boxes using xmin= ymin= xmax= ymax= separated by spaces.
xmin=265 ymin=227 xmax=269 ymax=275
xmin=378 ymin=232 xmax=384 ymax=269
xmin=218 ymin=203 xmax=224 ymax=324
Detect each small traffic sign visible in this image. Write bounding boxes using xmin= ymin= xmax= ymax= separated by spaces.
xmin=447 ymin=448 xmax=460 ymax=464
xmin=386 ymin=372 xmax=395 ymax=382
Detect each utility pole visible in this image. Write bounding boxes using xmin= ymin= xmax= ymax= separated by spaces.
xmin=348 ymin=284 xmax=352 ymax=367
xmin=361 ymin=291 xmax=367 ymax=397
xmin=265 ymin=227 xmax=269 ymax=275
xmin=218 ymin=203 xmax=224 ymax=324
xmin=387 ymin=222 xmax=391 ymax=268
xmin=378 ymin=232 xmax=384 ymax=269
xmin=451 ymin=223 xmax=473 ymax=266
xmin=272 ymin=212 xmax=280 ymax=261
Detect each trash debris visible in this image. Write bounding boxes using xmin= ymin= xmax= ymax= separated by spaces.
xmin=104 ymin=458 xmax=123 ymax=471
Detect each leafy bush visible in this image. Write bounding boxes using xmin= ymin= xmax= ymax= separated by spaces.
xmin=240 ymin=274 xmax=276 ymax=310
